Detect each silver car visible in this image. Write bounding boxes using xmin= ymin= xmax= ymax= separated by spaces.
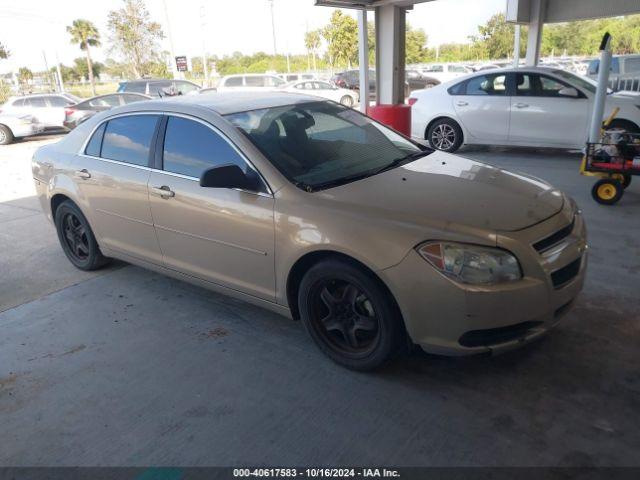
xmin=32 ymin=92 xmax=587 ymax=370
xmin=2 ymin=93 xmax=81 ymax=130
xmin=0 ymin=113 xmax=44 ymax=145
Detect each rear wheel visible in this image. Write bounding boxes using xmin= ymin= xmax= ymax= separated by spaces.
xmin=54 ymin=201 xmax=110 ymax=270
xmin=0 ymin=125 xmax=14 ymax=145
xmin=591 ymin=179 xmax=624 ymax=205
xmin=340 ymin=95 xmax=354 ymax=107
xmin=427 ymin=118 xmax=463 ymax=152
xmin=298 ymin=259 xmax=405 ymax=371
xmin=612 ymin=174 xmax=632 ymax=189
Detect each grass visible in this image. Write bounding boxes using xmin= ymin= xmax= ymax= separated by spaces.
xmin=66 ymin=82 xmax=120 ymax=99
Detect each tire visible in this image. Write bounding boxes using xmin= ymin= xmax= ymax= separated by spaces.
xmin=606 ymin=119 xmax=640 ymax=134
xmin=54 ymin=200 xmax=110 ymax=270
xmin=427 ymin=118 xmax=463 ymax=152
xmin=591 ymin=179 xmax=623 ymax=205
xmin=298 ymin=258 xmax=405 ymax=371
xmin=0 ymin=124 xmax=14 ymax=145
xmin=340 ymin=95 xmax=354 ymax=107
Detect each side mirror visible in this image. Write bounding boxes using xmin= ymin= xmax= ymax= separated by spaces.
xmin=558 ymin=87 xmax=579 ymax=98
xmin=200 ymin=164 xmax=252 ymax=190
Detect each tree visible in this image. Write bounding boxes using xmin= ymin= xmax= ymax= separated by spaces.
xmin=304 ymin=29 xmax=321 ymax=72
xmin=406 ymin=24 xmax=428 ymax=64
xmin=0 ymin=42 xmax=9 ymax=59
xmin=470 ymin=13 xmax=516 ymax=60
xmin=18 ymin=67 xmax=33 ymax=85
xmin=107 ymin=0 xmax=164 ymax=78
xmin=322 ymin=10 xmax=358 ymax=69
xmin=67 ymin=19 xmax=101 ymax=95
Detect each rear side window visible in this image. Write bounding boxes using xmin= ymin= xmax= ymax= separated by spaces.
xmin=465 ymin=74 xmax=507 ymax=96
xmin=123 ymin=82 xmax=147 ymax=94
xmin=162 ymin=116 xmax=255 ymax=181
xmin=85 ymin=123 xmax=106 ymax=157
xmin=27 ymin=97 xmax=48 ymax=107
xmin=47 ymin=96 xmax=72 ymax=107
xmin=224 ymin=76 xmax=243 ymax=87
xmin=101 ymin=115 xmax=160 ymax=166
xmin=448 ymin=81 xmax=466 ymax=95
xmin=246 ymin=76 xmax=266 ymax=87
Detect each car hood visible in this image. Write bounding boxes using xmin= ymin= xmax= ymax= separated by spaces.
xmin=319 ymin=151 xmax=564 ymax=232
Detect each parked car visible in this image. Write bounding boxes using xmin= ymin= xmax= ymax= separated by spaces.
xmin=330 ymin=69 xmax=414 ymax=99
xmin=409 ymin=66 xmax=640 ymax=152
xmin=406 ymin=69 xmax=440 ymax=90
xmin=32 ymin=92 xmax=586 ymax=370
xmin=420 ymin=63 xmax=473 ymax=82
xmin=63 ymin=93 xmax=152 ymax=130
xmin=279 ymin=80 xmax=358 ymax=107
xmin=216 ymin=74 xmax=286 ymax=92
xmin=0 ymin=114 xmax=44 ymax=145
xmin=1 ymin=93 xmax=81 ymax=130
xmin=587 ymin=54 xmax=640 ymax=91
xmin=278 ymin=73 xmax=317 ymax=83
xmin=117 ymin=79 xmax=200 ymax=97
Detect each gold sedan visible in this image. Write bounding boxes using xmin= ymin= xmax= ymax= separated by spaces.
xmin=32 ymin=92 xmax=587 ymax=370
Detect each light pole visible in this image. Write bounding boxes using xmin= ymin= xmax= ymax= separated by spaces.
xmin=200 ymin=5 xmax=209 ymax=86
xmin=162 ymin=0 xmax=179 ymax=79
xmin=269 ymin=0 xmax=277 ymax=56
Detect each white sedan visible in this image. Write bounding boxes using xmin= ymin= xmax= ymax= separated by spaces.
xmin=279 ymin=80 xmax=359 ymax=107
xmin=409 ymin=66 xmax=640 ymax=152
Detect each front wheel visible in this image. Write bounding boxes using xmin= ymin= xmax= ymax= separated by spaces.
xmin=298 ymin=259 xmax=405 ymax=371
xmin=427 ymin=118 xmax=463 ymax=152
xmin=340 ymin=95 xmax=354 ymax=107
xmin=591 ymin=179 xmax=623 ymax=205
xmin=54 ymin=200 xmax=111 ymax=270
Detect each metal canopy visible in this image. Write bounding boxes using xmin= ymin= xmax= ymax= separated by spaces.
xmin=507 ymin=0 xmax=640 ymax=24
xmin=314 ymin=0 xmax=433 ymax=10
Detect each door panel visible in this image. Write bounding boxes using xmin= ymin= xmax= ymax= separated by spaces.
xmin=508 ymin=73 xmax=589 ymax=147
xmin=76 ymin=114 xmax=163 ymax=263
xmin=148 ymin=173 xmax=275 ymax=299
xmin=453 ymin=73 xmax=510 ymax=143
xmin=149 ymin=115 xmax=276 ymax=300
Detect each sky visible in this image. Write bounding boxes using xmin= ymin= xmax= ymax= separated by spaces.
xmin=0 ymin=0 xmax=507 ymax=74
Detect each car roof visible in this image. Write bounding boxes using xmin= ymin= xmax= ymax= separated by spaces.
xmin=136 ymin=91 xmax=324 ymax=115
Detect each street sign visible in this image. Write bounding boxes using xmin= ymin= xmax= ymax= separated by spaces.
xmin=175 ymin=56 xmax=188 ymax=72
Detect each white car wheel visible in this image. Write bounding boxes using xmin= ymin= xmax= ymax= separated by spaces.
xmin=340 ymin=95 xmax=354 ymax=107
xmin=0 ymin=125 xmax=14 ymax=145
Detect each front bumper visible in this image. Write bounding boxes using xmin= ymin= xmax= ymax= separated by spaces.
xmin=382 ymin=201 xmax=587 ymax=355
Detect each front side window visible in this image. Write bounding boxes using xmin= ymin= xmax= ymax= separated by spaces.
xmin=101 ymin=115 xmax=160 ymax=166
xmin=162 ymin=116 xmax=264 ymax=192
xmin=465 ymin=74 xmax=507 ymax=96
xmin=539 ymin=75 xmax=569 ymax=97
xmin=226 ymin=101 xmax=429 ymax=191
xmin=224 ymin=76 xmax=243 ymax=87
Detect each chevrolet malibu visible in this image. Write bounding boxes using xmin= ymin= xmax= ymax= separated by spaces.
xmin=32 ymin=92 xmax=587 ymax=370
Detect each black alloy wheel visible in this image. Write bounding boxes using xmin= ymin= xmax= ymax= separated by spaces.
xmin=298 ymin=259 xmax=405 ymax=370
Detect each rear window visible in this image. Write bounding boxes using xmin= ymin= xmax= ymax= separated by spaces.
xmin=123 ymin=82 xmax=147 ymax=94
xmin=100 ymin=115 xmax=160 ymax=166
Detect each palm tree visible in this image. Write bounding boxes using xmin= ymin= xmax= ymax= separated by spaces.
xmin=67 ymin=20 xmax=100 ymax=95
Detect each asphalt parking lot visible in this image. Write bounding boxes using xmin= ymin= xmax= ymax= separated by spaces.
xmin=1 ymin=136 xmax=639 ymax=466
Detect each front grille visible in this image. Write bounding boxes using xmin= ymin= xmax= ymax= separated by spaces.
xmin=459 ymin=321 xmax=543 ymax=348
xmin=551 ymin=258 xmax=581 ymax=289
xmin=532 ymin=217 xmax=575 ymax=253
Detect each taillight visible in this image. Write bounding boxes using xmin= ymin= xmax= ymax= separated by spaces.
xmin=64 ymin=108 xmax=76 ymax=116
xmin=408 ymin=97 xmax=418 ymax=106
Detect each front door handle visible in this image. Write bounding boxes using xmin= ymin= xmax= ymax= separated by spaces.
xmin=151 ymin=185 xmax=175 ymax=198
xmin=456 ymin=101 xmax=469 ymax=106
xmin=75 ymin=169 xmax=91 ymax=179
xmin=514 ymin=102 xmax=529 ymax=109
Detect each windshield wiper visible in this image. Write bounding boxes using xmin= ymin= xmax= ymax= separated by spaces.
xmin=372 ymin=149 xmax=432 ymax=175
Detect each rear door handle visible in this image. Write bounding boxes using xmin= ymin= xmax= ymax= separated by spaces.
xmin=75 ymin=169 xmax=91 ymax=179
xmin=456 ymin=101 xmax=469 ymax=106
xmin=514 ymin=102 xmax=529 ymax=109
xmin=151 ymin=185 xmax=175 ymax=198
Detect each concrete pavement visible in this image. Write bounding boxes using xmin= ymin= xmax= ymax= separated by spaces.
xmin=1 ymin=141 xmax=639 ymax=466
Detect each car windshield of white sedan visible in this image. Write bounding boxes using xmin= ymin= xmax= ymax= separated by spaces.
xmin=226 ymin=102 xmax=430 ymax=190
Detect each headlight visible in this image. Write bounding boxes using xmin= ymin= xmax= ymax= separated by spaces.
xmin=416 ymin=241 xmax=522 ymax=285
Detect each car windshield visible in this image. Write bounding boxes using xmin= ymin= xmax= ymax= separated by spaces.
xmin=551 ymin=69 xmax=600 ymax=94
xmin=226 ymin=101 xmax=430 ymax=191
